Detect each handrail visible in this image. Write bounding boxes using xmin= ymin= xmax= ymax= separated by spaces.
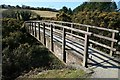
xmin=24 ymin=20 xmax=119 ymax=67
xmin=43 ymin=20 xmax=119 ymax=56
xmin=28 ymin=21 xmax=92 ymax=36
xmin=44 ymin=20 xmax=119 ymax=33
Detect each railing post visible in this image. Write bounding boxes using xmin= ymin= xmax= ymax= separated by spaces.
xmin=43 ymin=23 xmax=46 ymax=45
xmin=38 ymin=22 xmax=40 ymax=40
xmin=50 ymin=24 xmax=53 ymax=51
xmin=32 ymin=22 xmax=34 ymax=35
xmin=87 ymin=27 xmax=89 ymax=32
xmin=28 ymin=22 xmax=30 ymax=33
xmin=31 ymin=22 xmax=33 ymax=33
xmin=29 ymin=22 xmax=31 ymax=33
xmin=24 ymin=22 xmax=27 ymax=32
xmin=35 ymin=22 xmax=37 ymax=37
xmin=62 ymin=28 xmax=66 ymax=63
xmin=110 ymin=32 xmax=115 ymax=56
xmin=83 ymin=34 xmax=89 ymax=67
xmin=71 ymin=23 xmax=74 ymax=34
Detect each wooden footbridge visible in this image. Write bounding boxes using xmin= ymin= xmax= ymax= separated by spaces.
xmin=23 ymin=20 xmax=120 ymax=76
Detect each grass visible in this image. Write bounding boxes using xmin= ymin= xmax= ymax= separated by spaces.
xmin=31 ymin=10 xmax=58 ymax=18
xmin=29 ymin=69 xmax=89 ymax=78
xmin=0 ymin=9 xmax=7 ymax=13
xmin=0 ymin=9 xmax=58 ymax=18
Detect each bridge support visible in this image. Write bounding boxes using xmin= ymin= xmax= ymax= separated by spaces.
xmin=50 ymin=24 xmax=53 ymax=51
xmin=62 ymin=28 xmax=66 ymax=63
xmin=83 ymin=34 xmax=89 ymax=68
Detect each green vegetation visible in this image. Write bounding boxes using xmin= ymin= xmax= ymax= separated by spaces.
xmin=0 ymin=4 xmax=58 ymax=12
xmin=2 ymin=9 xmax=41 ymax=21
xmin=72 ymin=2 xmax=120 ymax=52
xmin=73 ymin=1 xmax=117 ymax=13
xmin=29 ymin=69 xmax=88 ymax=78
xmin=55 ymin=1 xmax=120 ymax=53
xmin=72 ymin=11 xmax=120 ymax=30
xmin=2 ymin=18 xmax=65 ymax=80
xmin=56 ymin=6 xmax=72 ymax=22
xmin=1 ymin=1 xmax=120 ymax=79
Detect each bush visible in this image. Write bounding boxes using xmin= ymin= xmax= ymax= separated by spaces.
xmin=2 ymin=18 xmax=65 ymax=80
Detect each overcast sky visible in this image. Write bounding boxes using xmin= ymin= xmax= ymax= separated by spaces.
xmin=0 ymin=0 xmax=120 ymax=10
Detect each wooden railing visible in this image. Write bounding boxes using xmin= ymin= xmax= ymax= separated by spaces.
xmin=24 ymin=20 xmax=119 ymax=67
xmin=44 ymin=20 xmax=119 ymax=56
xmin=24 ymin=20 xmax=93 ymax=67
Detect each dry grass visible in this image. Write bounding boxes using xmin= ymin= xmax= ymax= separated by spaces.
xmin=29 ymin=69 xmax=89 ymax=78
xmin=31 ymin=10 xmax=58 ymax=18
xmin=0 ymin=9 xmax=7 ymax=12
xmin=0 ymin=9 xmax=58 ymax=18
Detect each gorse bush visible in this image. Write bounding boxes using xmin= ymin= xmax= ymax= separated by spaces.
xmin=73 ymin=1 xmax=117 ymax=13
xmin=72 ymin=11 xmax=120 ymax=30
xmin=56 ymin=12 xmax=72 ymax=22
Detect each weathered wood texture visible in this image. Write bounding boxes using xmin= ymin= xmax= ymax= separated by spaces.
xmin=25 ymin=20 xmax=119 ymax=68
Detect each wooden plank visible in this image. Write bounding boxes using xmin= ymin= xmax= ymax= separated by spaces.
xmin=38 ymin=22 xmax=40 ymax=40
xmin=62 ymin=28 xmax=66 ymax=63
xmin=93 ymin=34 xmax=117 ymax=42
xmin=35 ymin=22 xmax=37 ymax=37
xmin=42 ymin=22 xmax=92 ymax=35
xmin=66 ymin=32 xmax=85 ymax=40
xmin=32 ymin=22 xmax=34 ymax=35
xmin=45 ymin=26 xmax=62 ymax=34
xmin=44 ymin=20 xmax=119 ymax=33
xmin=66 ymin=35 xmax=85 ymax=47
xmin=28 ymin=22 xmax=30 ymax=33
xmin=52 ymin=24 xmax=92 ymax=36
xmin=71 ymin=23 xmax=74 ymax=34
xmin=110 ymin=32 xmax=115 ymax=56
xmin=43 ymin=23 xmax=46 ymax=45
xmin=30 ymin=22 xmax=32 ymax=33
xmin=83 ymin=34 xmax=89 ymax=67
xmin=87 ymin=27 xmax=89 ymax=32
xmin=89 ymin=40 xmax=116 ymax=51
xmin=50 ymin=24 xmax=53 ymax=51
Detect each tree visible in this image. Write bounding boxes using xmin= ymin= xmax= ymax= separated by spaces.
xmin=20 ymin=10 xmax=32 ymax=21
xmin=73 ymin=1 xmax=117 ymax=13
xmin=57 ymin=12 xmax=71 ymax=22
xmin=60 ymin=6 xmax=68 ymax=13
xmin=67 ymin=8 xmax=73 ymax=15
xmin=16 ymin=5 xmax=21 ymax=9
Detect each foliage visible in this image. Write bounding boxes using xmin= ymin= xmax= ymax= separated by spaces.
xmin=56 ymin=12 xmax=72 ymax=22
xmin=72 ymin=11 xmax=120 ymax=30
xmin=73 ymin=1 xmax=117 ymax=13
xmin=2 ymin=9 xmax=41 ymax=21
xmin=2 ymin=18 xmax=65 ymax=80
xmin=60 ymin=6 xmax=73 ymax=15
xmin=72 ymin=11 xmax=120 ymax=51
xmin=0 ymin=4 xmax=58 ymax=12
xmin=2 ymin=18 xmax=23 ymax=37
xmin=20 ymin=10 xmax=32 ymax=21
